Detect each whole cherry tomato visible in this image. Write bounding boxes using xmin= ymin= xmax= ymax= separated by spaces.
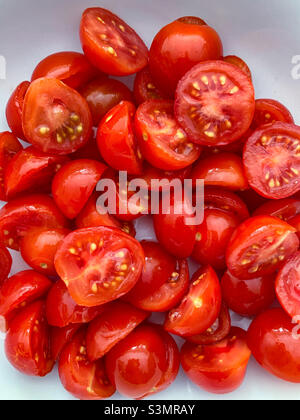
xmin=0 ymin=132 xmax=22 ymax=200
xmin=6 ymin=81 xmax=30 ymax=140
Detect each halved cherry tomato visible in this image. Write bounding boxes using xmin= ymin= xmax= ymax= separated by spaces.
xmin=124 ymin=241 xmax=190 ymax=312
xmin=253 ymin=198 xmax=300 ymax=221
xmin=133 ymin=66 xmax=165 ymax=105
xmin=149 ymin=17 xmax=223 ymax=96
xmin=221 ymin=270 xmax=275 ymax=317
xmin=50 ymin=324 xmax=81 ymax=361
xmin=137 ymin=162 xmax=191 ymax=192
xmin=97 ymin=101 xmax=143 ymax=175
xmin=247 ymin=308 xmax=300 ymax=383
xmin=80 ymin=8 xmax=148 ymax=76
xmin=289 ymin=214 xmax=300 ymax=239
xmin=80 ymin=77 xmax=133 ymax=126
xmin=22 ymin=78 xmax=93 ymax=155
xmin=59 ymin=328 xmax=116 ymax=400
xmin=181 ymin=327 xmax=251 ymax=394
xmin=0 ymin=245 xmax=12 ymax=285
xmin=135 ymin=100 xmax=201 ymax=170
xmin=243 ymin=122 xmax=300 ymax=199
xmin=31 ymin=51 xmax=99 ymax=89
xmin=226 ymin=215 xmax=299 ymax=279
xmin=252 ymin=99 xmax=294 ymax=129
xmin=175 ymin=61 xmax=255 ymax=146
xmin=0 ymin=194 xmax=69 ymax=250
xmin=223 ymin=55 xmax=252 ymax=79
xmin=70 ymin=136 xmax=102 ymax=161
xmin=204 ymin=187 xmax=250 ymax=221
xmin=6 ymin=81 xmax=30 ymax=140
xmin=0 ymin=132 xmax=22 ymax=200
xmin=52 ymin=159 xmax=106 ymax=219
xmin=164 ymin=266 xmax=222 ymax=337
xmin=238 ymin=188 xmax=267 ymax=214
xmin=54 ymin=227 xmax=144 ymax=307
xmin=5 ymin=300 xmax=54 ymax=377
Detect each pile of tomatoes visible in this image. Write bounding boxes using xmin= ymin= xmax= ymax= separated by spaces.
xmin=0 ymin=7 xmax=300 ymax=400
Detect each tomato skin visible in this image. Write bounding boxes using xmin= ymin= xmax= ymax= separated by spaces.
xmin=0 ymin=245 xmax=12 ymax=286
xmin=252 ymin=99 xmax=294 ymax=129
xmin=149 ymin=17 xmax=223 ymax=96
xmin=181 ymin=327 xmax=251 ymax=394
xmin=50 ymin=323 xmax=81 ymax=361
xmin=204 ymin=187 xmax=250 ymax=221
xmin=289 ymin=214 xmax=300 ymax=239
xmin=133 ymin=66 xmax=166 ymax=105
xmin=6 ymin=81 xmax=30 ymax=140
xmin=0 ymin=132 xmax=23 ymax=200
xmin=253 ymin=198 xmax=300 ymax=222
xmin=70 ymin=136 xmax=102 ymax=161
xmin=247 ymin=308 xmax=300 ymax=383
xmin=221 ymin=270 xmax=275 ymax=317
xmin=238 ymin=188 xmax=267 ymax=214
xmin=137 ymin=162 xmax=191 ymax=192
xmin=223 ymin=55 xmax=252 ymax=79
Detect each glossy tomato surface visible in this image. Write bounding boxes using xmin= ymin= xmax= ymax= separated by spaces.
xmin=204 ymin=187 xmax=250 ymax=221
xmin=0 ymin=132 xmax=22 ymax=200
xmin=133 ymin=66 xmax=165 ymax=105
xmin=0 ymin=245 xmax=12 ymax=286
xmin=223 ymin=55 xmax=252 ymax=79
xmin=6 ymin=81 xmax=30 ymax=140
xmin=253 ymin=198 xmax=300 ymax=222
xmin=252 ymin=99 xmax=294 ymax=129
xmin=50 ymin=323 xmax=81 ymax=361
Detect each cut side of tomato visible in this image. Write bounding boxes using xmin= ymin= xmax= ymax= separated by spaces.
xmin=252 ymin=99 xmax=294 ymax=129
xmin=134 ymin=66 xmax=166 ymax=105
xmin=204 ymin=187 xmax=250 ymax=221
xmin=50 ymin=323 xmax=81 ymax=361
xmin=253 ymin=198 xmax=300 ymax=221
xmin=0 ymin=132 xmax=23 ymax=200
xmin=0 ymin=245 xmax=12 ymax=286
xmin=6 ymin=81 xmax=30 ymax=141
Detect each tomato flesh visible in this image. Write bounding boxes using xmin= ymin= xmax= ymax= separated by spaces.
xmin=253 ymin=198 xmax=300 ymax=222
xmin=0 ymin=132 xmax=22 ymax=200
xmin=0 ymin=245 xmax=12 ymax=286
xmin=6 ymin=81 xmax=30 ymax=140
xmin=134 ymin=66 xmax=166 ymax=105
xmin=252 ymin=99 xmax=294 ymax=129
xmin=50 ymin=323 xmax=81 ymax=361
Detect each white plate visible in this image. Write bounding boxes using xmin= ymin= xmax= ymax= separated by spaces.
xmin=0 ymin=0 xmax=300 ymax=401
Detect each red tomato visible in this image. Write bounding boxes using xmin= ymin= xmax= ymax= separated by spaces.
xmin=135 ymin=100 xmax=201 ymax=170
xmin=80 ymin=77 xmax=133 ymax=126
xmin=0 ymin=245 xmax=12 ymax=286
xmin=253 ymin=198 xmax=300 ymax=221
xmin=105 ymin=323 xmax=179 ymax=399
xmin=52 ymin=159 xmax=106 ymax=219
xmin=31 ymin=51 xmax=98 ymax=89
xmin=124 ymin=241 xmax=190 ymax=312
xmin=59 ymin=328 xmax=116 ymax=400
xmin=181 ymin=327 xmax=251 ymax=394
xmin=223 ymin=55 xmax=252 ymax=79
xmin=0 ymin=132 xmax=22 ymax=200
xmin=86 ymin=301 xmax=148 ymax=361
xmin=204 ymin=187 xmax=250 ymax=221
xmin=226 ymin=216 xmax=299 ymax=279
xmin=243 ymin=122 xmax=300 ymax=199
xmin=221 ymin=270 xmax=275 ymax=317
xmin=97 ymin=101 xmax=143 ymax=175
xmin=149 ymin=17 xmax=223 ymax=96
xmin=238 ymin=188 xmax=267 ymax=214
xmin=4 ymin=146 xmax=69 ymax=199
xmin=54 ymin=227 xmax=144 ymax=307
xmin=0 ymin=194 xmax=69 ymax=250
xmin=70 ymin=136 xmax=102 ymax=161
xmin=6 ymin=81 xmax=30 ymax=140
xmin=247 ymin=308 xmax=300 ymax=383
xmin=137 ymin=162 xmax=191 ymax=192
xmin=50 ymin=323 xmax=81 ymax=361
xmin=5 ymin=300 xmax=54 ymax=377
xmin=20 ymin=227 xmax=70 ymax=276
xmin=252 ymin=99 xmax=294 ymax=129
xmin=175 ymin=61 xmax=255 ymax=146
xmin=164 ymin=266 xmax=222 ymax=337
xmin=289 ymin=214 xmax=300 ymax=239
xmin=133 ymin=66 xmax=166 ymax=105
xmin=22 ymin=78 xmax=93 ymax=155
xmin=80 ymin=8 xmax=148 ymax=76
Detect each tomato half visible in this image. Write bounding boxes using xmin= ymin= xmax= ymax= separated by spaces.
xmin=0 ymin=132 xmax=22 ymax=200
xmin=50 ymin=324 xmax=81 ymax=361
xmin=252 ymin=99 xmax=294 ymax=129
xmin=0 ymin=245 xmax=12 ymax=285
xmin=133 ymin=66 xmax=166 ymax=105
xmin=289 ymin=214 xmax=300 ymax=239
xmin=175 ymin=61 xmax=255 ymax=146
xmin=253 ymin=198 xmax=300 ymax=221
xmin=6 ymin=81 xmax=30 ymax=140
xmin=137 ymin=162 xmax=191 ymax=192
xmin=238 ymin=188 xmax=267 ymax=214
xmin=80 ymin=8 xmax=148 ymax=76
xmin=204 ymin=187 xmax=250 ymax=221
xmin=223 ymin=55 xmax=252 ymax=79
xmin=70 ymin=136 xmax=102 ymax=161
xmin=22 ymin=78 xmax=93 ymax=155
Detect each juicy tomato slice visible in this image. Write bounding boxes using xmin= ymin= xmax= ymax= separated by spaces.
xmin=97 ymin=101 xmax=143 ymax=175
xmin=0 ymin=245 xmax=12 ymax=285
xmin=181 ymin=327 xmax=251 ymax=394
xmin=59 ymin=328 xmax=116 ymax=400
xmin=5 ymin=300 xmax=54 ymax=377
xmin=124 ymin=241 xmax=190 ymax=312
xmin=223 ymin=55 xmax=252 ymax=79
xmin=243 ymin=122 xmax=300 ymax=199
xmin=204 ymin=187 xmax=250 ymax=221
xmin=46 ymin=280 xmax=109 ymax=328
xmin=54 ymin=226 xmax=144 ymax=307
xmin=31 ymin=51 xmax=99 ymax=89
xmin=4 ymin=146 xmax=69 ymax=199
xmin=0 ymin=194 xmax=69 ymax=250
xmin=6 ymin=81 xmax=30 ymax=140
xmin=133 ymin=66 xmax=166 ymax=105
xmin=50 ymin=323 xmax=81 ymax=361
xmin=221 ymin=270 xmax=275 ymax=317
xmin=252 ymin=99 xmax=294 ymax=129
xmin=52 ymin=159 xmax=106 ymax=219
xmin=247 ymin=308 xmax=300 ymax=383
xmin=138 ymin=162 xmax=191 ymax=192
xmin=192 ymin=152 xmax=248 ymax=191
xmin=0 ymin=132 xmax=22 ymax=200
xmin=20 ymin=227 xmax=70 ymax=276
xmin=226 ymin=215 xmax=299 ymax=279
xmin=253 ymin=198 xmax=300 ymax=221
xmin=164 ymin=266 xmax=222 ymax=337
xmin=86 ymin=301 xmax=148 ymax=361
xmin=175 ymin=61 xmax=255 ymax=146
xmin=135 ymin=100 xmax=201 ymax=170
xmin=22 ymin=78 xmax=93 ymax=155
xmin=80 ymin=8 xmax=148 ymax=76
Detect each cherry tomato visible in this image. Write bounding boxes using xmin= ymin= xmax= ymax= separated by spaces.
xmin=133 ymin=66 xmax=165 ymax=105
xmin=124 ymin=241 xmax=190 ymax=312
xmin=149 ymin=17 xmax=223 ymax=96
xmin=175 ymin=61 xmax=255 ymax=146
xmin=221 ymin=270 xmax=275 ymax=317
xmin=181 ymin=327 xmax=251 ymax=394
xmin=252 ymin=99 xmax=294 ymax=129
xmin=223 ymin=55 xmax=252 ymax=79
xmin=247 ymin=308 xmax=300 ymax=383
xmin=50 ymin=324 xmax=81 ymax=361
xmin=135 ymin=100 xmax=201 ymax=170
xmin=70 ymin=136 xmax=102 ymax=161
xmin=80 ymin=77 xmax=133 ymax=126
xmin=5 ymin=300 xmax=54 ymax=377
xmin=289 ymin=214 xmax=300 ymax=239
xmin=0 ymin=194 xmax=69 ymax=250
xmin=31 ymin=51 xmax=99 ymax=89
xmin=226 ymin=215 xmax=299 ymax=279
xmin=243 ymin=122 xmax=300 ymax=199
xmin=204 ymin=187 xmax=250 ymax=221
xmin=97 ymin=101 xmax=143 ymax=175
xmin=54 ymin=226 xmax=144 ymax=307
xmin=253 ymin=198 xmax=300 ymax=221
xmin=0 ymin=132 xmax=22 ymax=200
xmin=164 ymin=266 xmax=222 ymax=337
xmin=137 ymin=162 xmax=191 ymax=192
xmin=6 ymin=81 xmax=30 ymax=140
xmin=22 ymin=78 xmax=93 ymax=155
xmin=0 ymin=245 xmax=12 ymax=286
xmin=59 ymin=328 xmax=116 ymax=400
xmin=52 ymin=159 xmax=106 ymax=219
xmin=80 ymin=8 xmax=148 ymax=76
xmin=238 ymin=188 xmax=267 ymax=214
